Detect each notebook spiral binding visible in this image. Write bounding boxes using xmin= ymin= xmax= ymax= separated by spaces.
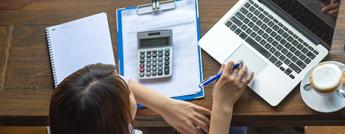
xmin=45 ymin=29 xmax=58 ymax=87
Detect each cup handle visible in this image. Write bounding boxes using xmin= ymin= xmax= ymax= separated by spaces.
xmin=303 ymin=84 xmax=312 ymax=91
xmin=337 ymin=88 xmax=345 ymax=98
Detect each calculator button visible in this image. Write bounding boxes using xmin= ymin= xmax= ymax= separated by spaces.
xmin=146 ymin=58 xmax=151 ymax=62
xmin=159 ymin=49 xmax=163 ymax=53
xmin=165 ymin=48 xmax=170 ymax=52
xmin=158 ymin=62 xmax=163 ymax=66
xmin=146 ymin=72 xmax=151 ymax=77
xmin=146 ymin=51 xmax=151 ymax=54
xmin=146 ymin=63 xmax=151 ymax=67
xmin=140 ymin=72 xmax=145 ymax=77
xmin=158 ymin=71 xmax=163 ymax=75
xmin=152 ymin=71 xmax=157 ymax=76
xmin=153 ymin=67 xmax=157 ymax=71
xmin=153 ymin=53 xmax=157 ymax=57
xmin=140 ymin=59 xmax=145 ymax=63
xmin=165 ymin=56 xmax=169 ymax=61
xmin=165 ymin=61 xmax=169 ymax=65
xmin=147 ymin=54 xmax=152 ymax=58
xmin=140 ymin=51 xmax=145 ymax=54
xmin=158 ymin=66 xmax=163 ymax=71
xmin=165 ymin=52 xmax=170 ymax=56
xmin=140 ymin=68 xmax=144 ymax=72
xmin=153 ymin=62 xmax=157 ymax=66
xmin=158 ymin=57 xmax=163 ymax=61
xmin=140 ymin=64 xmax=144 ymax=68
xmin=153 ymin=50 xmax=157 ymax=53
xmin=153 ymin=58 xmax=157 ymax=62
xmin=146 ymin=67 xmax=151 ymax=72
xmin=140 ymin=55 xmax=145 ymax=59
xmin=158 ymin=53 xmax=163 ymax=57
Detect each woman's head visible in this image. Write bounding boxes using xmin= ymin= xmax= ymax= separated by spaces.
xmin=49 ymin=64 xmax=135 ymax=134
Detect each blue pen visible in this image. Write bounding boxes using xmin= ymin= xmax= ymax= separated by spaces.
xmin=199 ymin=60 xmax=243 ymax=88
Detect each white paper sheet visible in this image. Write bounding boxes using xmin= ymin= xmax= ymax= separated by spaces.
xmin=46 ymin=13 xmax=116 ymax=86
xmin=119 ymin=0 xmax=202 ymax=97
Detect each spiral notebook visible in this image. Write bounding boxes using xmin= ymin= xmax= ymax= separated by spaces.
xmin=45 ymin=13 xmax=116 ymax=87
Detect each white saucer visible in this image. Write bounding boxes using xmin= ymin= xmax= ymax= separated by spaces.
xmin=300 ymin=61 xmax=345 ymax=113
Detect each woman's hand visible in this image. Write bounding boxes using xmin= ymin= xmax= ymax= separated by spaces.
xmin=322 ymin=0 xmax=340 ymax=15
xmin=212 ymin=61 xmax=254 ymax=114
xmin=157 ymin=99 xmax=211 ymax=134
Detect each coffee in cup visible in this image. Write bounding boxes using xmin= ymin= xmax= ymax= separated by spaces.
xmin=309 ymin=63 xmax=343 ymax=94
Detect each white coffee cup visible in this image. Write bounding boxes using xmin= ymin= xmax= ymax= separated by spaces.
xmin=304 ymin=63 xmax=345 ymax=98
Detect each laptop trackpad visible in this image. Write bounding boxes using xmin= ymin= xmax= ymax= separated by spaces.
xmin=225 ymin=44 xmax=267 ymax=76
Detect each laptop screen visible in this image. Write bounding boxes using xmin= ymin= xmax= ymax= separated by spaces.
xmin=269 ymin=0 xmax=338 ymax=46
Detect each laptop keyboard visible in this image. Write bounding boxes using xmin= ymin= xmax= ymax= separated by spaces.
xmin=224 ymin=0 xmax=319 ymax=79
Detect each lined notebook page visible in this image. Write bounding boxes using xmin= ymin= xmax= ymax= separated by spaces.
xmin=46 ymin=13 xmax=115 ymax=87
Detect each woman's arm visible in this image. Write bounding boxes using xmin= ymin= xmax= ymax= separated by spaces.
xmin=127 ymin=80 xmax=211 ymax=134
xmin=209 ymin=62 xmax=254 ymax=134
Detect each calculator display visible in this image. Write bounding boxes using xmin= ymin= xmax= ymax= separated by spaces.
xmin=140 ymin=37 xmax=170 ymax=48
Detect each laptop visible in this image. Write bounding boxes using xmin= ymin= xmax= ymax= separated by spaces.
xmin=198 ymin=0 xmax=335 ymax=106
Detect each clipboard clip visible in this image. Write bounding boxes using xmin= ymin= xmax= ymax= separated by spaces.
xmin=137 ymin=0 xmax=176 ymax=15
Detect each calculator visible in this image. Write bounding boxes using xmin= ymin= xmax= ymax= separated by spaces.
xmin=137 ymin=30 xmax=173 ymax=79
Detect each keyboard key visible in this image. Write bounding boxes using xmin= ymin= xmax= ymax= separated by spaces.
xmin=297 ymin=60 xmax=306 ymax=69
xmin=285 ymin=43 xmax=292 ymax=49
xmin=297 ymin=44 xmax=303 ymax=49
xmin=240 ymin=8 xmax=249 ymax=14
xmin=284 ymin=59 xmax=291 ymax=65
xmin=260 ymin=40 xmax=267 ymax=45
xmin=287 ymin=36 xmax=293 ymax=42
xmin=268 ymin=21 xmax=274 ymax=27
xmin=246 ymin=28 xmax=253 ymax=34
xmin=269 ymin=56 xmax=278 ymax=63
xmin=277 ymin=45 xmax=283 ymax=50
xmin=278 ymin=29 xmax=284 ymax=34
xmin=282 ymin=32 xmax=288 ymax=38
xmin=264 ymin=44 xmax=271 ymax=49
xmin=235 ymin=12 xmax=245 ymax=20
xmin=247 ymin=13 xmax=254 ymax=19
xmin=280 ymin=67 xmax=285 ymax=71
xmin=254 ymin=10 xmax=260 ymax=16
xmin=275 ymin=35 xmax=282 ymax=41
xmin=289 ymin=74 xmax=295 ymax=79
xmin=255 ymin=36 xmax=262 ymax=42
xmin=249 ymin=6 xmax=255 ymax=12
xmin=272 ymin=41 xmax=278 ymax=46
xmin=282 ymin=48 xmax=288 ymax=54
xmin=252 ymin=16 xmax=258 ymax=22
xmin=261 ymin=24 xmax=268 ymax=30
xmin=285 ymin=68 xmax=292 ymax=75
xmin=291 ymin=56 xmax=298 ymax=61
xmin=243 ymin=18 xmax=250 ymax=24
xmin=230 ymin=24 xmax=237 ymax=31
xmin=292 ymin=40 xmax=298 ymax=46
xmin=240 ymin=32 xmax=248 ymax=39
xmin=263 ymin=17 xmax=269 ymax=23
xmin=259 ymin=14 xmax=265 ymax=19
xmin=271 ymin=31 xmax=277 ymax=37
xmin=273 ymin=25 xmax=279 ymax=31
xmin=253 ymin=26 xmax=259 ymax=31
xmin=267 ymin=37 xmax=274 ymax=43
xmin=280 ymin=39 xmax=287 ymax=45
xmin=287 ymin=52 xmax=293 ymax=57
xmin=289 ymin=63 xmax=301 ymax=73
xmin=269 ymin=47 xmax=276 ymax=53
xmin=244 ymin=3 xmax=250 ymax=8
xmin=266 ymin=28 xmax=272 ymax=33
xmin=251 ymin=32 xmax=257 ymax=38
xmin=313 ymin=50 xmax=319 ymax=55
xmin=263 ymin=33 xmax=268 ymax=39
xmin=231 ymin=17 xmax=242 ymax=26
xmin=306 ymin=51 xmax=316 ymax=59
xmin=279 ymin=55 xmax=286 ymax=61
xmin=302 ymin=47 xmax=308 ymax=53
xmin=300 ymin=54 xmax=306 ymax=60
xmin=275 ymin=60 xmax=283 ymax=67
xmin=257 ymin=20 xmax=263 ymax=26
xmin=246 ymin=37 xmax=271 ymax=58
xmin=225 ymin=21 xmax=232 ymax=27
xmin=258 ymin=29 xmax=264 ymax=35
xmin=295 ymin=50 xmax=302 ymax=57
xmin=290 ymin=46 xmax=297 ymax=53
xmin=241 ymin=25 xmax=248 ymax=31
xmin=235 ymin=29 xmax=242 ymax=34
xmin=305 ymin=58 xmax=311 ymax=64
xmin=248 ymin=22 xmax=254 ymax=27
xmin=274 ymin=51 xmax=281 ymax=57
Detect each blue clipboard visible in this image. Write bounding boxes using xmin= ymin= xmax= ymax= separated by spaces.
xmin=116 ymin=0 xmax=204 ymax=103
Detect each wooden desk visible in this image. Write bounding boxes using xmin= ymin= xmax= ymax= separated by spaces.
xmin=0 ymin=0 xmax=345 ymax=126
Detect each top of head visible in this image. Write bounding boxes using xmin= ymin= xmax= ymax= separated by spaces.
xmin=311 ymin=63 xmax=342 ymax=92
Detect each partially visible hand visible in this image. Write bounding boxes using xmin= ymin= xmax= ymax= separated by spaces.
xmin=212 ymin=61 xmax=254 ymax=113
xmin=158 ymin=99 xmax=211 ymax=134
xmin=322 ymin=0 xmax=340 ymax=15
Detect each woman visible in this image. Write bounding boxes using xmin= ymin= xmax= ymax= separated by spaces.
xmin=49 ymin=61 xmax=253 ymax=134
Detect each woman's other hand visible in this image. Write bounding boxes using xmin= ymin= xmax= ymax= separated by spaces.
xmin=158 ymin=99 xmax=211 ymax=134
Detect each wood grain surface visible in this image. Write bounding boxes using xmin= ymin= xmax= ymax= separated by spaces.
xmin=0 ymin=0 xmax=345 ymax=127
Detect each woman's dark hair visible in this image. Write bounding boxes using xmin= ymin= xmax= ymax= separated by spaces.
xmin=49 ymin=64 xmax=131 ymax=134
